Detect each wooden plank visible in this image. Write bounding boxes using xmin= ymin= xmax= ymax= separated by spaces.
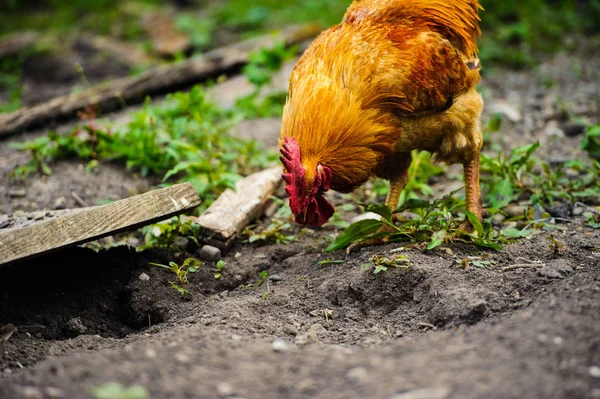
xmin=0 ymin=24 xmax=322 ymax=138
xmin=0 ymin=183 xmax=200 ymax=267
xmin=196 ymin=167 xmax=282 ymax=249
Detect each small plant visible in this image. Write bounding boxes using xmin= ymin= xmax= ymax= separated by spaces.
xmin=149 ymin=258 xmax=201 ymax=296
xmin=91 ymin=382 xmax=149 ymax=399
xmin=213 ymin=260 xmax=225 ymax=280
xmin=327 ymin=191 xmax=508 ymax=253
xmin=582 ymin=125 xmax=600 ymax=160
xmin=361 ymin=254 xmax=412 ymax=274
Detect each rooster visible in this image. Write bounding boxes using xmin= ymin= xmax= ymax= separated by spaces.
xmin=279 ymin=0 xmax=484 ymax=232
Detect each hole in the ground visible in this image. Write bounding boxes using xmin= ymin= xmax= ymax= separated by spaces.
xmin=0 ymin=246 xmax=163 ymax=340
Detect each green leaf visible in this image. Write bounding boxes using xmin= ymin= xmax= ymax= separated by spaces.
xmin=489 ymin=176 xmax=513 ymax=209
xmin=427 ymin=230 xmax=446 ymax=250
xmin=325 ymin=219 xmax=384 ymax=252
xmin=364 ymin=203 xmax=392 ymax=222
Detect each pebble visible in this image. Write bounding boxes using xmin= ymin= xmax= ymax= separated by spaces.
xmin=63 ymin=317 xmax=87 ymax=335
xmin=44 ymin=387 xmax=65 ymax=398
xmin=217 ymin=382 xmax=235 ymax=397
xmin=488 ymin=102 xmax=522 ymax=123
xmin=390 ymin=387 xmax=451 ymax=399
xmin=33 ymin=211 xmax=46 ymax=221
xmin=502 ymin=205 xmax=526 ymax=218
xmin=272 ymin=338 xmax=291 ymax=352
xmin=21 ymin=387 xmax=42 ymax=399
xmin=145 ymin=348 xmax=157 ymax=359
xmin=545 ymin=202 xmax=573 ymax=219
xmin=174 ymin=237 xmax=189 ymax=250
xmin=269 ymin=274 xmax=283 ymax=282
xmin=561 ymin=122 xmax=585 ymax=137
xmin=198 ymin=245 xmax=221 ymax=262
xmin=0 ymin=220 xmax=10 ymax=229
xmin=346 ymin=367 xmax=369 ymax=383
xmin=8 ymin=189 xmax=26 ymax=198
xmin=53 ymin=197 xmax=67 ymax=210
xmin=231 ymin=334 xmax=242 ymax=342
xmin=13 ymin=210 xmax=25 ymax=218
xmin=590 ymin=366 xmax=600 ymax=378
xmin=283 ymin=324 xmax=298 ymax=336
xmin=571 ymin=207 xmax=585 ymax=217
xmin=174 ymin=352 xmax=191 ymax=363
xmin=138 ymin=273 xmax=150 ymax=281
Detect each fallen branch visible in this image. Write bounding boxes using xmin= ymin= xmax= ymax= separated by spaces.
xmin=0 ymin=31 xmax=38 ymax=59
xmin=502 ymin=257 xmax=545 ymax=272
xmin=0 ymin=24 xmax=321 ymax=138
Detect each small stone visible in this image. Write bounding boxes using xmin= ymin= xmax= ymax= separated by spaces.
xmin=492 ymin=213 xmax=506 ymax=227
xmin=14 ymin=210 xmax=25 ymax=218
xmin=272 ymin=338 xmax=290 ymax=352
xmin=0 ymin=220 xmax=9 ymax=229
xmin=63 ymin=317 xmax=87 ymax=336
xmin=8 ymin=189 xmax=26 ymax=198
xmin=561 ymin=123 xmax=585 ymax=137
xmin=553 ymin=337 xmax=564 ymax=345
xmin=198 ymin=245 xmax=221 ymax=262
xmin=21 ymin=387 xmax=42 ymax=399
xmin=346 ymin=367 xmax=369 ymax=383
xmin=26 ymin=213 xmax=34 ymax=220
xmin=231 ymin=334 xmax=242 ymax=342
xmin=33 ymin=211 xmax=46 ymax=221
xmin=44 ymin=387 xmax=65 ymax=398
xmin=502 ymin=205 xmax=526 ymax=218
xmin=217 ymin=382 xmax=235 ymax=397
xmin=174 ymin=352 xmax=190 ymax=363
xmin=488 ymin=102 xmax=522 ymax=123
xmin=390 ymin=387 xmax=451 ymax=399
xmin=138 ymin=273 xmax=150 ymax=281
xmin=269 ymin=274 xmax=283 ymax=282
xmin=145 ymin=348 xmax=157 ymax=359
xmin=53 ymin=197 xmax=67 ymax=210
xmin=590 ymin=366 xmax=600 ymax=378
xmin=571 ymin=206 xmax=585 ymax=217
xmin=174 ymin=237 xmax=189 ymax=250
xmin=3 ymin=368 xmax=11 ymax=374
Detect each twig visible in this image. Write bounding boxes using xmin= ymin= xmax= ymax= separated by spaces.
xmin=417 ymin=322 xmax=436 ymax=330
xmin=502 ymin=257 xmax=546 ymax=272
xmin=71 ymin=191 xmax=90 ymax=208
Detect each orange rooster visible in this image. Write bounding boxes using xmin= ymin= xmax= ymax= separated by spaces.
xmin=279 ymin=0 xmax=484 ymax=231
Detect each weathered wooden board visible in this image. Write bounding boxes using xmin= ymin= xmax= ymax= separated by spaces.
xmin=0 ymin=183 xmax=200 ymax=267
xmin=196 ymin=167 xmax=282 ymax=249
xmin=0 ymin=24 xmax=322 ymax=138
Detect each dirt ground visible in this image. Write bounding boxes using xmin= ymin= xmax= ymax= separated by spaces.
xmin=1 ymin=44 xmax=600 ymax=398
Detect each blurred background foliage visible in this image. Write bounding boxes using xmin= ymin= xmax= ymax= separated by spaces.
xmin=1 ymin=0 xmax=599 ymax=68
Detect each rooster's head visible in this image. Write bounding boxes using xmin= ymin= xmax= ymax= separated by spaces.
xmin=279 ymin=137 xmax=335 ymax=227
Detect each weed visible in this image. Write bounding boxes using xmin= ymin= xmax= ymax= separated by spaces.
xmin=582 ymin=125 xmax=600 ymax=160
xmin=546 ymin=235 xmax=565 ymax=254
xmin=361 ymin=254 xmax=412 ymax=274
xmin=213 ymin=260 xmax=225 ymax=280
xmin=149 ymin=257 xmax=201 ymax=296
xmin=327 ymin=191 xmax=509 ymax=253
xmin=91 ymin=382 xmax=149 ymax=399
xmin=10 ymin=86 xmax=277 ymax=213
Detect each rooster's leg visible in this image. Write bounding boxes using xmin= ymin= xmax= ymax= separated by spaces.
xmin=462 ymin=154 xmax=483 ymax=233
xmin=385 ymin=153 xmax=412 ymax=222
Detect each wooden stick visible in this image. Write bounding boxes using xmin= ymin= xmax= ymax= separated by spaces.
xmin=0 ymin=24 xmax=321 ymax=139
xmin=0 ymin=183 xmax=200 ymax=267
xmin=195 ymin=167 xmax=282 ymax=249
